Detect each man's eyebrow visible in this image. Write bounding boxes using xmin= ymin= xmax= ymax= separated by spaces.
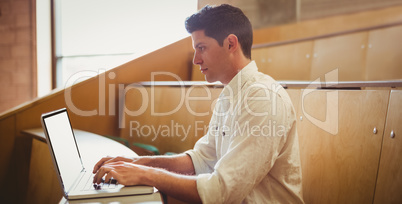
xmin=194 ymin=42 xmax=205 ymax=48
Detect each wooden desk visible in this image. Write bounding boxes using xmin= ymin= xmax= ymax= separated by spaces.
xmin=22 ymin=128 xmax=163 ymax=204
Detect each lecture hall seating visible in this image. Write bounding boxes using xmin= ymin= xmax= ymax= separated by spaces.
xmin=1 ymin=5 xmax=402 ymax=204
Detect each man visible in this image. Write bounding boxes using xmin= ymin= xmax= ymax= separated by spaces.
xmin=93 ymin=4 xmax=304 ymax=203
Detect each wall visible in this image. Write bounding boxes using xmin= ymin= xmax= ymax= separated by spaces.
xmin=0 ymin=0 xmax=36 ymax=113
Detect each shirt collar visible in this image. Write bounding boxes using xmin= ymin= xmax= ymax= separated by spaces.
xmin=221 ymin=61 xmax=258 ymax=97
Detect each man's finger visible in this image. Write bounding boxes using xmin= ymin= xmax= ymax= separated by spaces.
xmin=92 ymin=156 xmax=113 ymax=173
xmin=93 ymin=166 xmax=112 ymax=184
xmin=104 ymin=169 xmax=119 ymax=183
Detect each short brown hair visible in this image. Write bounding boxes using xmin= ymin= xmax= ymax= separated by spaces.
xmin=185 ymin=4 xmax=253 ymax=59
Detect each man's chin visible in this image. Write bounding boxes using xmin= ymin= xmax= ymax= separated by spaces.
xmin=204 ymin=76 xmax=218 ymax=83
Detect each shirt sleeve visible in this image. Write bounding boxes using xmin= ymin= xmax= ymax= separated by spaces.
xmin=196 ymin=89 xmax=294 ymax=203
xmin=185 ymin=98 xmax=221 ymax=175
xmin=185 ymin=132 xmax=217 ymax=175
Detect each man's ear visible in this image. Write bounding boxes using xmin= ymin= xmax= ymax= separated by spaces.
xmin=227 ymin=34 xmax=239 ymax=51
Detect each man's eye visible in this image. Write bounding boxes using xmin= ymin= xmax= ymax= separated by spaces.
xmin=198 ymin=47 xmax=205 ymax=51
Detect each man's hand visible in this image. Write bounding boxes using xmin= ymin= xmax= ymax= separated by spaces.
xmin=93 ymin=161 xmax=149 ymax=185
xmin=92 ymin=156 xmax=136 ymax=174
xmin=91 ymin=154 xmax=201 ymax=203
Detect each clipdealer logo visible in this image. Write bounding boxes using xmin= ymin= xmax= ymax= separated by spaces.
xmin=63 ymin=68 xmax=340 ymax=136
xmin=301 ymin=69 xmax=339 ymax=135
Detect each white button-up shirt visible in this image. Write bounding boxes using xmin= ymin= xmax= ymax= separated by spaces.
xmin=186 ymin=61 xmax=304 ymax=203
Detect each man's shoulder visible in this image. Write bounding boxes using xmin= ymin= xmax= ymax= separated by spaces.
xmin=243 ymin=71 xmax=282 ymax=94
xmin=243 ymin=71 xmax=295 ymax=110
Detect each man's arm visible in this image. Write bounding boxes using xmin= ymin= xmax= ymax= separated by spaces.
xmin=92 ymin=155 xmax=201 ymax=203
xmin=92 ymin=153 xmax=195 ymax=175
xmin=144 ymin=166 xmax=201 ymax=203
xmin=137 ymin=153 xmax=196 ymax=175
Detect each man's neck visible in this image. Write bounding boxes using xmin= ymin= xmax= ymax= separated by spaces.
xmin=222 ymin=58 xmax=251 ymax=85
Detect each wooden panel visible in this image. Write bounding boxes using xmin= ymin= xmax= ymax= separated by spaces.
xmin=253 ymin=5 xmax=402 ymax=45
xmin=300 ymin=0 xmax=402 ymax=20
xmin=297 ymin=90 xmax=389 ymax=204
xmin=120 ymin=86 xmax=222 ymax=154
xmin=286 ymin=89 xmax=301 ymax=114
xmin=121 ymin=86 xmax=300 ymax=154
xmin=191 ymin=62 xmax=205 ymax=81
xmin=0 ymin=116 xmax=15 ymax=181
xmin=15 ymin=88 xmax=118 ymax=138
xmin=0 ymin=116 xmax=16 ymax=203
xmin=366 ymin=25 xmax=402 ymax=80
xmin=10 ymin=38 xmax=195 ymax=138
xmin=310 ymin=32 xmax=368 ymax=81
xmin=1 ymin=36 xmax=194 ymax=122
xmin=26 ymin=139 xmax=63 ymax=204
xmin=252 ymin=41 xmax=313 ymax=80
xmin=115 ymin=37 xmax=193 ymax=84
xmin=2 ymin=118 xmax=33 ymax=204
xmin=374 ymin=90 xmax=402 ymax=203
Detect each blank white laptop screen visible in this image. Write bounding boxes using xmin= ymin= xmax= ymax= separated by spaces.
xmin=42 ymin=108 xmax=155 ymax=200
xmin=43 ymin=110 xmax=83 ymax=193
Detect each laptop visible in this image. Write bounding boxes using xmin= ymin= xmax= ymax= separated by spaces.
xmin=41 ymin=108 xmax=154 ymax=200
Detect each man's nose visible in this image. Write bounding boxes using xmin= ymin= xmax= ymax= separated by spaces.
xmin=193 ymin=52 xmax=202 ymax=65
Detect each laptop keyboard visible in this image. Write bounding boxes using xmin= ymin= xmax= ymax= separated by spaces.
xmin=94 ymin=178 xmax=118 ymax=190
xmin=80 ymin=172 xmax=119 ymax=191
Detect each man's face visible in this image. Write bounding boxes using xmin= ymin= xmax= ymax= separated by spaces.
xmin=191 ymin=30 xmax=232 ymax=84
